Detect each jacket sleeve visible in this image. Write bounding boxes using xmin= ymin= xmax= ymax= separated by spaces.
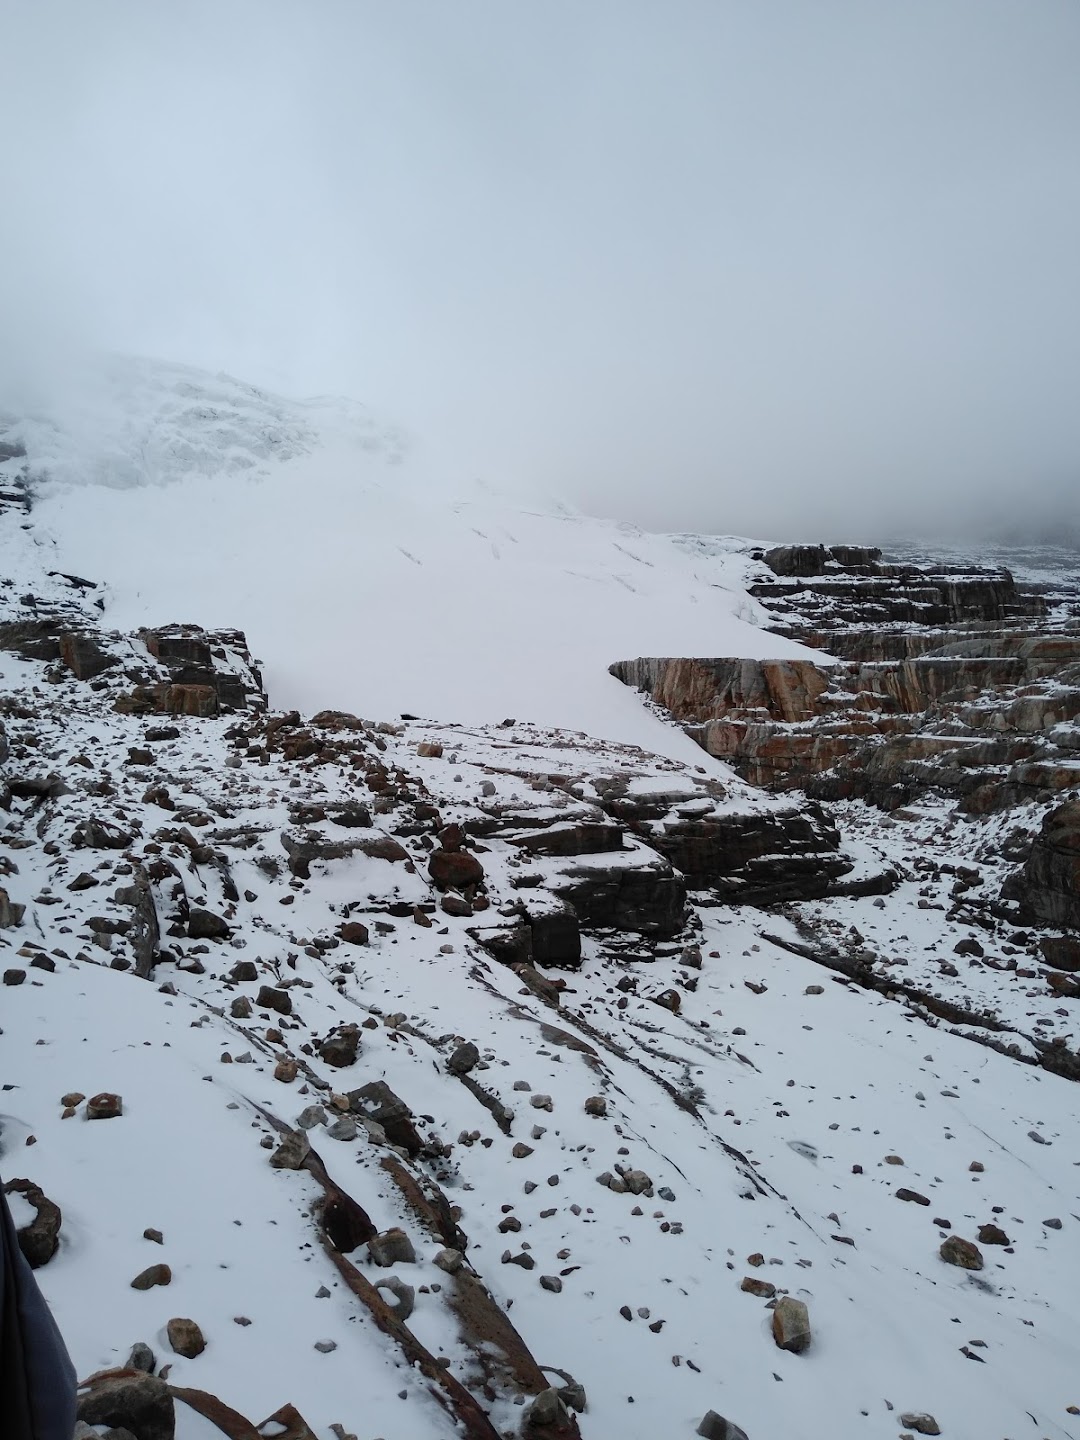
xmin=0 ymin=1180 xmax=78 ymax=1440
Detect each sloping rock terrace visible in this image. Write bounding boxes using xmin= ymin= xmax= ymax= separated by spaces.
xmin=612 ymin=544 xmax=1080 ymax=814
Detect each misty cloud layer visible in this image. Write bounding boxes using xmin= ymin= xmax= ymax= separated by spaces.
xmin=2 ymin=1 xmax=1079 ymax=541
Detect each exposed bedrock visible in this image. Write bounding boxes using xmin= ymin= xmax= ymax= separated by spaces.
xmin=0 ymin=613 xmax=265 ymax=714
xmin=612 ymin=639 xmax=1080 ymax=812
xmin=754 ymin=543 xmax=1047 ymax=630
xmin=613 ymin=545 xmax=1080 ymax=817
xmin=479 ymin=782 xmax=857 ymax=918
xmin=609 ymin=656 xmax=831 ymax=724
xmin=1002 ymin=800 xmax=1080 ymax=928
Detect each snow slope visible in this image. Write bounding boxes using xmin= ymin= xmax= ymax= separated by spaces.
xmin=3 ymin=356 xmax=1079 ymax=1440
xmin=4 ymin=355 xmax=822 ymax=759
xmin=2 ymin=681 xmax=1078 ymax=1440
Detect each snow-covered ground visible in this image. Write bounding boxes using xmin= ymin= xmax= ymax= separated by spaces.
xmin=4 ymin=355 xmax=822 ymax=758
xmin=1 ymin=357 xmax=1078 ymax=1440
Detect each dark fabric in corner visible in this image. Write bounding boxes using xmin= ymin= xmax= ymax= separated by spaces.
xmin=0 ymin=1180 xmax=77 ymax=1440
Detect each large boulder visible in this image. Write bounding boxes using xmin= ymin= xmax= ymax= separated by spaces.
xmin=1002 ymin=800 xmax=1080 ymax=928
xmin=428 ymin=848 xmax=485 ymax=890
xmin=77 ymin=1373 xmax=174 ymax=1440
xmin=521 ymin=898 xmax=582 ymax=968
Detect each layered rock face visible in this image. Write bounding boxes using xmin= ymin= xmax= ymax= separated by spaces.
xmin=612 ymin=546 xmax=1080 ymax=814
xmin=755 ymin=542 xmax=1047 ymax=631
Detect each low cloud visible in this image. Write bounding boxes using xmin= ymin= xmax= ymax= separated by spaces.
xmin=2 ymin=0 xmax=1078 ymax=543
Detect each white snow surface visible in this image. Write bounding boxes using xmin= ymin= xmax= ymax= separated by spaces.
xmin=2 ymin=691 xmax=1078 ymax=1440
xmin=8 ymin=355 xmax=822 ymax=760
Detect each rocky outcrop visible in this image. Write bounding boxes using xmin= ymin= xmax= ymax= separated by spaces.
xmin=547 ymin=850 xmax=687 ymax=937
xmin=609 ymin=656 xmax=830 ymax=724
xmin=139 ymin=625 xmax=265 ymax=712
xmin=613 ymin=626 xmax=1080 ymax=813
xmin=1002 ymin=800 xmax=1080 ymax=928
xmin=754 ymin=543 xmax=1045 ymax=630
xmin=0 ymin=611 xmax=265 ymax=713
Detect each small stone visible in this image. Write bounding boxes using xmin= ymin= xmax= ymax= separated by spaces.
xmin=896 ymin=1188 xmax=931 ymax=1206
xmin=740 ymin=1276 xmax=776 ymax=1298
xmin=885 ymin=1155 xmax=904 ymax=1165
xmin=143 ymin=1228 xmax=164 ymax=1244
xmin=512 ymin=1143 xmax=534 ymax=1159
xmin=530 ymin=1093 xmax=554 ymax=1111
xmin=433 ymin=1248 xmax=464 ymax=1273
xmin=771 ymin=1296 xmax=811 ymax=1353
xmin=296 ymin=1104 xmax=327 ymax=1130
xmin=326 ymin=1116 xmax=357 ymax=1142
xmin=940 ymin=1235 xmax=984 ymax=1270
xmin=623 ymin=1170 xmax=653 ymax=1196
xmin=977 ymin=1223 xmax=1009 ymax=1246
xmin=368 ymin=1228 xmax=416 ymax=1266
xmin=697 ymin=1412 xmax=750 ymax=1440
xmin=539 ymin=1275 xmax=563 ymax=1293
xmin=256 ymin=985 xmax=292 ymax=1015
xmin=524 ymin=1390 xmax=570 ymax=1431
xmin=131 ymin=1264 xmax=172 ymax=1290
xmin=584 ymin=1095 xmax=607 ymax=1117
xmin=320 ymin=1024 xmax=360 ymax=1069
xmin=230 ymin=996 xmax=253 ymax=1019
xmin=3 ymin=969 xmax=26 ymax=986
xmin=61 ymin=1092 xmax=85 ymax=1108
xmin=274 ymin=1058 xmax=299 ymax=1083
xmin=314 ymin=1339 xmax=337 ymax=1353
xmin=187 ymin=908 xmax=229 ymax=940
xmin=3 ymin=1179 xmax=61 ymax=1268
xmin=968 ymin=1161 xmax=984 ymax=1172
xmin=269 ymin=1130 xmax=310 ymax=1170
xmin=803 ymin=985 xmax=824 ymax=996
xmin=503 ymin=1250 xmax=535 ymax=1270
xmin=166 ymin=1317 xmax=206 ymax=1358
xmin=447 ymin=1041 xmax=480 ymax=1075
xmin=1044 ymin=1218 xmax=1062 ymax=1229
xmin=375 ymin=1276 xmax=415 ymax=1319
xmin=899 ymin=1414 xmax=940 ymax=1436
xmin=86 ymin=1092 xmax=123 ymax=1119
xmin=127 ymin=1342 xmax=155 ymax=1373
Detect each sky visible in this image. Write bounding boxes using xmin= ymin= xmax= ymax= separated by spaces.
xmin=2 ymin=0 xmax=1079 ymax=541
